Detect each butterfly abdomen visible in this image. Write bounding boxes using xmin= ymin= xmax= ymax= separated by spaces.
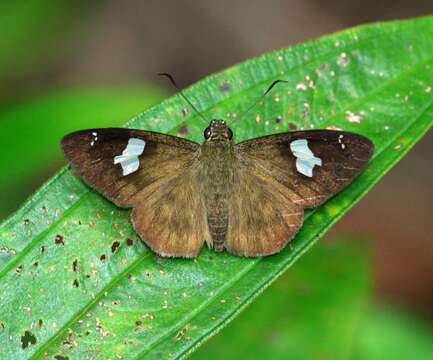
xmin=207 ymin=208 xmax=228 ymax=251
xmin=200 ymin=139 xmax=236 ymax=251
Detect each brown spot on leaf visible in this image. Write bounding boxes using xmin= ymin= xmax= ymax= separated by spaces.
xmin=288 ymin=122 xmax=298 ymax=130
xmin=111 ymin=241 xmax=120 ymax=253
xmin=135 ymin=320 xmax=143 ymax=331
xmin=16 ymin=265 xmax=23 ymax=274
xmin=177 ymin=124 xmax=189 ymax=136
xmin=126 ymin=238 xmax=134 ymax=246
xmin=54 ymin=355 xmax=69 ymax=360
xmin=220 ymin=81 xmax=230 ymax=92
xmin=100 ymin=254 xmax=107 ymax=261
xmin=21 ymin=330 xmax=37 ymax=349
xmin=73 ymin=279 xmax=79 ymax=288
xmin=72 ymin=259 xmax=78 ymax=272
xmin=55 ymin=235 xmax=64 ymax=245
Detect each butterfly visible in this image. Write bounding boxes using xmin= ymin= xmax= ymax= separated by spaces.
xmin=61 ymin=118 xmax=373 ymax=258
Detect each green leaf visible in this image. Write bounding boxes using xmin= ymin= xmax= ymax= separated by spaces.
xmin=0 ymin=87 xmax=165 ymax=219
xmin=1 ymin=16 xmax=433 ymax=359
xmin=191 ymin=240 xmax=371 ymax=359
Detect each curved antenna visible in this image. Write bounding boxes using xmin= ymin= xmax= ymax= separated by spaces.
xmin=158 ymin=73 xmax=208 ymax=122
xmin=237 ymin=79 xmax=288 ymax=121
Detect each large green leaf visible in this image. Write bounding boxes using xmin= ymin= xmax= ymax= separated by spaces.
xmin=1 ymin=16 xmax=433 ymax=359
xmin=191 ymin=240 xmax=371 ymax=359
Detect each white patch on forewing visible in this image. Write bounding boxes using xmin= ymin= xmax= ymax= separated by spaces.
xmin=338 ymin=134 xmax=346 ymax=149
xmin=290 ymin=139 xmax=322 ymax=177
xmin=90 ymin=132 xmax=98 ymax=147
xmin=113 ymin=138 xmax=145 ymax=176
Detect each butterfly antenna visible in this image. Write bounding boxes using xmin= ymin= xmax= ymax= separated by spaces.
xmin=158 ymin=72 xmax=208 ymax=122
xmin=237 ymin=79 xmax=288 ymax=121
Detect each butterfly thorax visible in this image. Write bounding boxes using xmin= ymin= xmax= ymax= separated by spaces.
xmin=200 ymin=120 xmax=236 ymax=251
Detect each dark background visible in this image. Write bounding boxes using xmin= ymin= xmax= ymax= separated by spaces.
xmin=1 ymin=0 xmax=432 ymax=321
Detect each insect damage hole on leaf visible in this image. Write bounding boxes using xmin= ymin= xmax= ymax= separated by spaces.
xmin=55 ymin=234 xmax=64 ymax=245
xmin=21 ymin=330 xmax=37 ymax=349
xmin=111 ymin=241 xmax=120 ymax=253
xmin=54 ymin=355 xmax=69 ymax=360
xmin=72 ymin=259 xmax=78 ymax=272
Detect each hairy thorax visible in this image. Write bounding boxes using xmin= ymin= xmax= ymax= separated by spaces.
xmin=200 ymin=139 xmax=236 ymax=250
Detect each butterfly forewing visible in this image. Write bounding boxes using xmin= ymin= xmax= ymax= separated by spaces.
xmin=61 ymin=128 xmax=199 ymax=206
xmin=61 ymin=128 xmax=208 ymax=257
xmin=235 ymin=130 xmax=374 ymax=208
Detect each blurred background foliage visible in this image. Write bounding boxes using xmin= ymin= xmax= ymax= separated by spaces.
xmin=0 ymin=1 xmax=432 ymax=358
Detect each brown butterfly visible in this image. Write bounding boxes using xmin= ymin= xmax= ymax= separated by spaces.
xmin=62 ymin=75 xmax=373 ymax=258
xmin=61 ymin=118 xmax=373 ymax=258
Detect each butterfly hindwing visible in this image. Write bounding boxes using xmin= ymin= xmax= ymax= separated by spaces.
xmin=227 ymin=165 xmax=303 ymax=256
xmin=61 ymin=128 xmax=208 ymax=257
xmin=225 ymin=130 xmax=374 ymax=256
xmin=131 ymin=168 xmax=210 ymax=257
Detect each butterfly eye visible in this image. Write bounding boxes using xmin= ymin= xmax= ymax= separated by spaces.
xmin=227 ymin=128 xmax=233 ymax=140
xmin=204 ymin=127 xmax=212 ymax=139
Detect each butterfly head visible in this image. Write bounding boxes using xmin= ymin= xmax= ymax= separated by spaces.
xmin=203 ymin=120 xmax=233 ymax=142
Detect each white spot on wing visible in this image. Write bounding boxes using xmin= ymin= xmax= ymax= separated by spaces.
xmin=338 ymin=134 xmax=346 ymax=149
xmin=113 ymin=138 xmax=145 ymax=176
xmin=290 ymin=139 xmax=322 ymax=177
xmin=90 ymin=132 xmax=98 ymax=146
